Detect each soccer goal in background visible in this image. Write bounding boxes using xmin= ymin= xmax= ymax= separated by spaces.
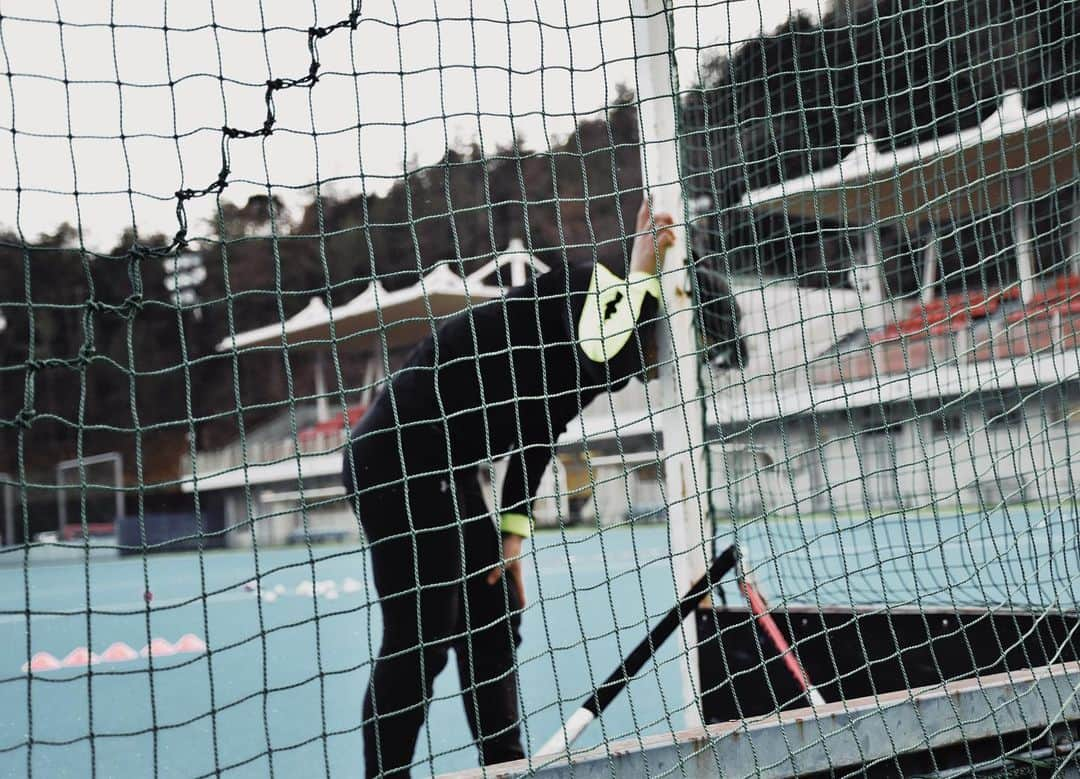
xmin=2 ymin=0 xmax=1080 ymax=776
xmin=54 ymin=452 xmax=122 ymax=543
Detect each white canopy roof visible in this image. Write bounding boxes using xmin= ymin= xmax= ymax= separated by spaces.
xmin=739 ymin=93 xmax=1080 ymax=225
xmin=708 ymin=349 xmax=1080 ymax=427
xmin=217 ymin=239 xmax=549 ymax=353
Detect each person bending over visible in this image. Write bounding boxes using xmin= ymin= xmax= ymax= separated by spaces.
xmin=343 ymin=198 xmax=744 ymax=777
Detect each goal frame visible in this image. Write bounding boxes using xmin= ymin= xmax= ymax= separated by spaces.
xmin=632 ymin=0 xmax=712 ymax=732
xmin=55 ymin=451 xmax=124 ymax=540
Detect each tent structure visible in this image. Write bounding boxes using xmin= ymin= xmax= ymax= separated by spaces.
xmin=738 ymin=92 xmax=1080 ymax=305
xmin=708 ymin=91 xmax=1080 ymax=422
xmin=216 ymin=239 xmax=550 ymax=423
xmin=739 ymin=92 xmax=1080 ymax=227
xmin=217 ymin=238 xmax=550 ymax=354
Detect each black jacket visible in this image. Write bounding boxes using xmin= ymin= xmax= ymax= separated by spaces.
xmin=346 ymin=262 xmax=660 ymax=516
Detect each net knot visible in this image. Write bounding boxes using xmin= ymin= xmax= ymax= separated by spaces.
xmin=14 ymin=409 xmax=35 ymax=429
xmin=127 ymin=243 xmax=152 ymax=261
xmin=76 ymin=345 xmax=96 ymax=365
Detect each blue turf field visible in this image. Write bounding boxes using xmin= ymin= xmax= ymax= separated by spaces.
xmin=0 ymin=525 xmax=689 ymax=777
xmin=1 ymin=504 xmax=1076 ymax=776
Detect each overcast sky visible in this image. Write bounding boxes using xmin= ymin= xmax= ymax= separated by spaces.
xmin=0 ymin=0 xmax=820 ymax=250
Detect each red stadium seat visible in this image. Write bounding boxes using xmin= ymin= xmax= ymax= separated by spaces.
xmin=297 ymin=404 xmax=368 ymax=444
xmin=1054 ymin=274 xmax=1080 ymax=293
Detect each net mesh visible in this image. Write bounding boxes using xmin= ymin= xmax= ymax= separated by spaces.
xmin=2 ymin=0 xmax=1080 ymax=776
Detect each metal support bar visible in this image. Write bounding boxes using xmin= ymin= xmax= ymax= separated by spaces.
xmin=314 ymin=350 xmax=330 ymax=423
xmin=1071 ymin=189 xmax=1080 ymax=276
xmin=359 ymin=352 xmax=379 ymax=405
xmin=446 ymin=662 xmax=1080 ymax=779
xmin=1012 ymin=174 xmax=1036 ymax=302
xmin=1 ymin=473 xmax=12 ymax=546
xmin=920 ymin=230 xmax=939 ymax=306
xmin=851 ymin=228 xmax=887 ymax=327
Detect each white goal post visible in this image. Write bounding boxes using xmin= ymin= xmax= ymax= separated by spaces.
xmin=632 ymin=0 xmax=712 ymax=731
xmin=55 ymin=452 xmax=124 ymax=539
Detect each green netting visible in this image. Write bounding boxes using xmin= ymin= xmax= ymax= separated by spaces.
xmin=2 ymin=0 xmax=1080 ymax=776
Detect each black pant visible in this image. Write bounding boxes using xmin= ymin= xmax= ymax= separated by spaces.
xmin=350 ymin=464 xmax=524 ymax=777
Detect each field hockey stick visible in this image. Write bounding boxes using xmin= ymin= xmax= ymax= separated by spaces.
xmin=737 ymin=547 xmax=826 ymax=707
xmin=536 ymin=544 xmax=737 ymax=757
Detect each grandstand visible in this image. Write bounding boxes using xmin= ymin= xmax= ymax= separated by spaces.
xmin=709 ymin=91 xmax=1080 ymax=526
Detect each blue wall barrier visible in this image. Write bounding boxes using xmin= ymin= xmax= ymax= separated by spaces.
xmin=116 ymin=513 xmax=226 ymax=554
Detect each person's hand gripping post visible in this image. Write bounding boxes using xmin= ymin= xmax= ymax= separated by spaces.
xmin=486 ymin=196 xmax=676 ymax=608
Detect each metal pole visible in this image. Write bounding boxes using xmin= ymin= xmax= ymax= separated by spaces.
xmin=537 ymin=548 xmax=738 ymax=757
xmin=56 ymin=463 xmax=66 ymax=540
xmin=113 ymin=453 xmax=124 ymax=521
xmin=508 ymin=238 xmax=528 ymax=288
xmin=632 ymin=0 xmax=710 ymax=731
xmin=314 ymin=350 xmax=330 ymax=423
xmin=858 ymin=228 xmax=887 ymax=327
xmin=920 ymin=229 xmax=939 ymax=306
xmin=1 ymin=473 xmax=12 ymax=546
xmin=1071 ymin=188 xmax=1080 ymax=276
xmin=1012 ymin=175 xmax=1036 ymax=303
